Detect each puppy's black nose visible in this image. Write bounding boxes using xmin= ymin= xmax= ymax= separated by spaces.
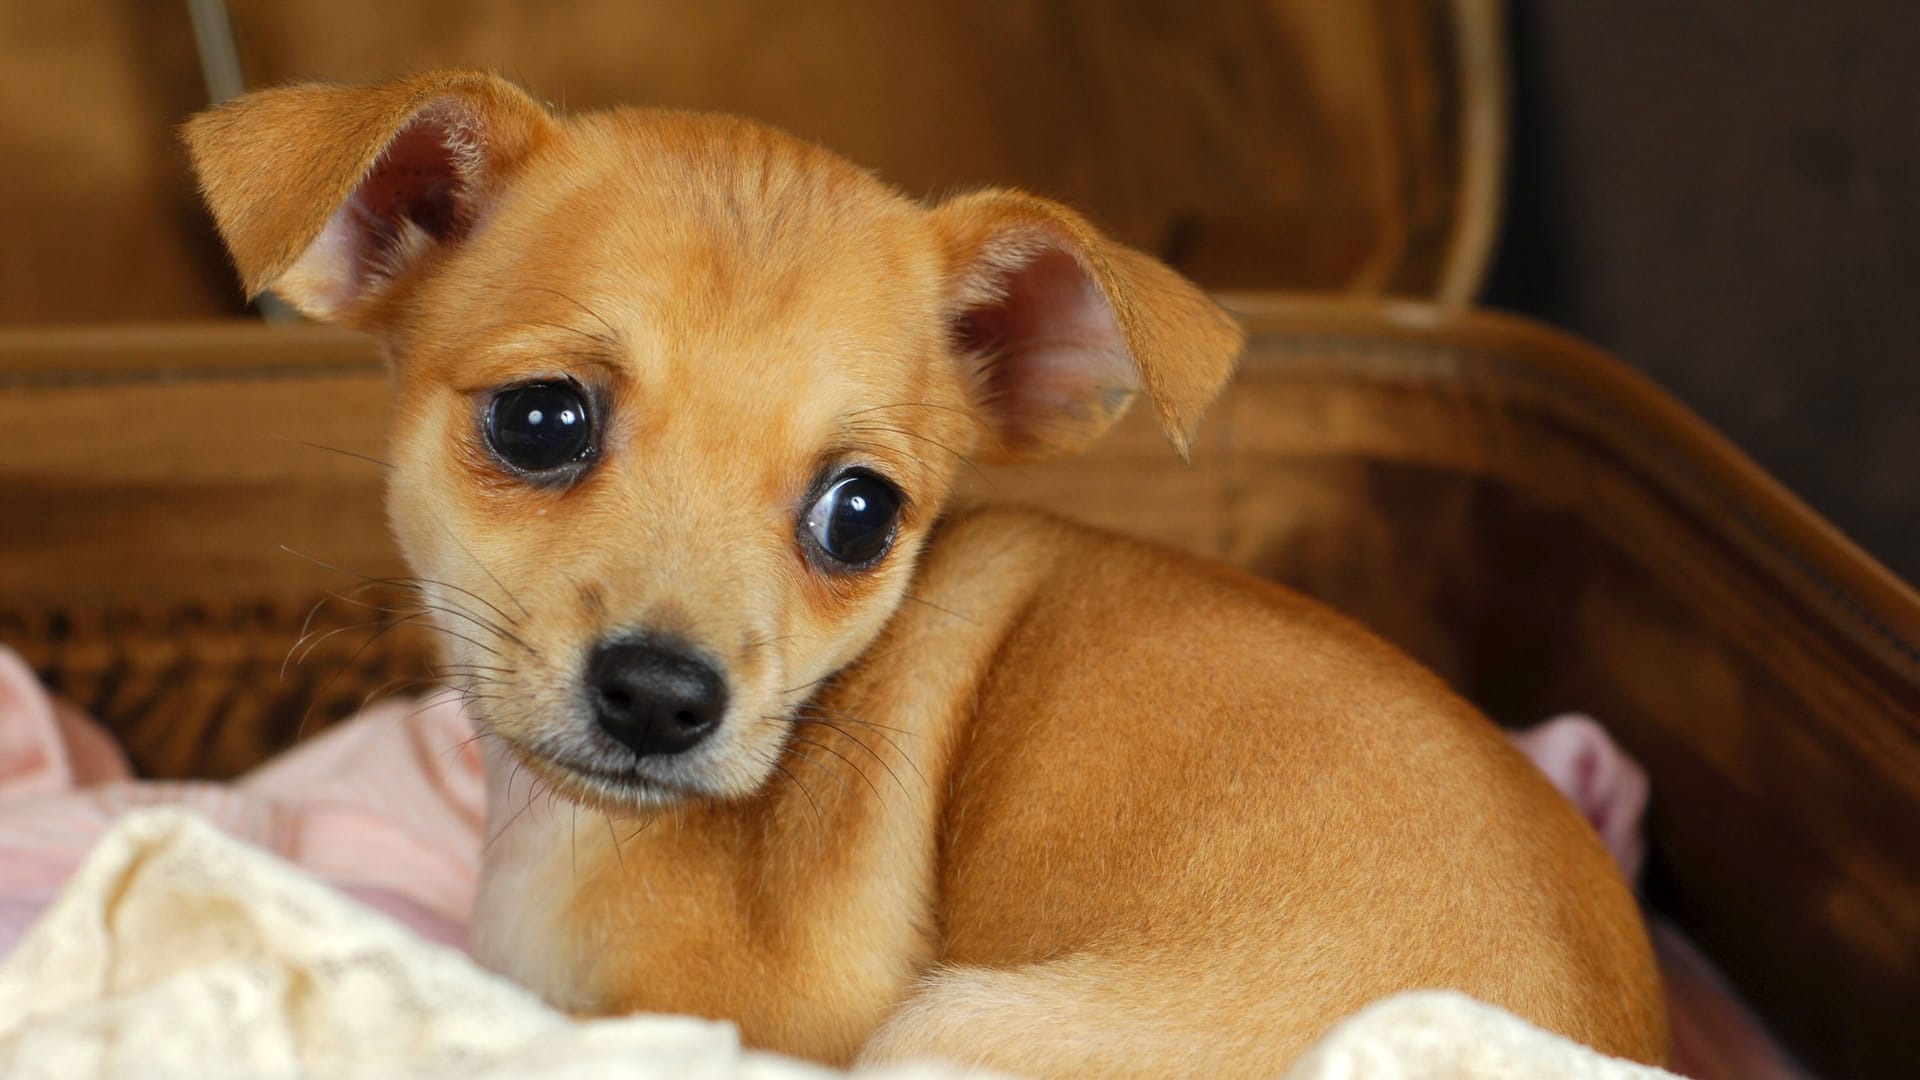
xmin=587 ymin=639 xmax=727 ymax=757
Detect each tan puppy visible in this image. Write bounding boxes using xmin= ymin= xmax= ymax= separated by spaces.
xmin=185 ymin=71 xmax=1666 ymax=1076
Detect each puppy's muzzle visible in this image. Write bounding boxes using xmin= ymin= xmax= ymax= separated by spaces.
xmin=587 ymin=638 xmax=728 ymax=757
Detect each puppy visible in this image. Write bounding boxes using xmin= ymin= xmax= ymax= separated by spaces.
xmin=185 ymin=71 xmax=1666 ymax=1076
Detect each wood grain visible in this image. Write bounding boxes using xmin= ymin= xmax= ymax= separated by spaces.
xmin=0 ymin=1 xmax=1490 ymax=324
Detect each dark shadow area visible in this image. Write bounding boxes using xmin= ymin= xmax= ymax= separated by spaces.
xmin=1488 ymin=0 xmax=1920 ymax=586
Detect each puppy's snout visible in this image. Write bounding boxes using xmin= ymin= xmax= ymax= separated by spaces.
xmin=587 ymin=639 xmax=728 ymax=757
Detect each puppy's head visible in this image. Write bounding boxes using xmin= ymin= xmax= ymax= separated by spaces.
xmin=187 ymin=71 xmax=1243 ymax=809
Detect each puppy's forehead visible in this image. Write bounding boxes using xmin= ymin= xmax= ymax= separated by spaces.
xmin=458 ymin=110 xmax=942 ymax=354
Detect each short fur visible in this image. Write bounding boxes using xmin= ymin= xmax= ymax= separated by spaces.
xmin=185 ymin=71 xmax=1667 ymax=1076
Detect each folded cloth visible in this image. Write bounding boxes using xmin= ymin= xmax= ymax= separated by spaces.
xmin=0 ymin=809 xmax=1669 ymax=1079
xmin=0 ymin=809 xmax=960 ymax=1079
xmin=0 ymin=645 xmax=1800 ymax=1077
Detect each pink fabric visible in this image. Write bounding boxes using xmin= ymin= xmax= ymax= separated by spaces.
xmin=1505 ymin=715 xmax=1806 ymax=1080
xmin=0 ymin=645 xmax=479 ymax=950
xmin=1508 ymin=714 xmax=1650 ymax=881
xmin=0 ymin=646 xmax=1804 ymax=1077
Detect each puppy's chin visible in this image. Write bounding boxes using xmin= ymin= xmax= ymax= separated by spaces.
xmin=516 ymin=751 xmax=704 ymax=815
xmin=492 ymin=723 xmax=781 ymax=816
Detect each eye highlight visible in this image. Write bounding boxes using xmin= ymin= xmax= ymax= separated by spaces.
xmin=485 ymin=381 xmax=594 ymax=475
xmin=802 ymin=469 xmax=903 ymax=570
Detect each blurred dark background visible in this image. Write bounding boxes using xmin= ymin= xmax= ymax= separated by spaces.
xmin=1490 ymin=0 xmax=1920 ymax=584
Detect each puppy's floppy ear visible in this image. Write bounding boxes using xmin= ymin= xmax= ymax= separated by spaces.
xmin=930 ymin=190 xmax=1244 ymax=461
xmin=182 ymin=70 xmax=556 ymax=323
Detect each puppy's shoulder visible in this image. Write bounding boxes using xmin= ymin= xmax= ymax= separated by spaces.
xmin=925 ymin=504 xmax=1311 ymax=614
xmin=922 ymin=504 xmax=1439 ymax=693
xmin=922 ymin=504 xmax=1094 ymax=569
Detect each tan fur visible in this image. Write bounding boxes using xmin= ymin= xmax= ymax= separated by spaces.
xmin=186 ymin=71 xmax=1667 ymax=1077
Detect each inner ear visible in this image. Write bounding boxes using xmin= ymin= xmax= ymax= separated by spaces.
xmin=353 ymin=112 xmax=470 ymax=248
xmin=954 ymin=246 xmax=1139 ymax=460
xmin=327 ymin=106 xmax=478 ymax=284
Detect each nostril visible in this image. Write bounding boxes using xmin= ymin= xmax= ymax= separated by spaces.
xmin=586 ymin=637 xmax=729 ymax=758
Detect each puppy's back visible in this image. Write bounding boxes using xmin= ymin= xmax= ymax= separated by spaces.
xmin=909 ymin=508 xmax=1667 ymax=1070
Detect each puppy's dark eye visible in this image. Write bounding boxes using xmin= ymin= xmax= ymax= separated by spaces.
xmin=486 ymin=382 xmax=593 ymax=473
xmin=803 ymin=470 xmax=902 ymax=569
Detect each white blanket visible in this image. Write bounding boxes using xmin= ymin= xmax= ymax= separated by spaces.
xmin=0 ymin=810 xmax=1674 ymax=1079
